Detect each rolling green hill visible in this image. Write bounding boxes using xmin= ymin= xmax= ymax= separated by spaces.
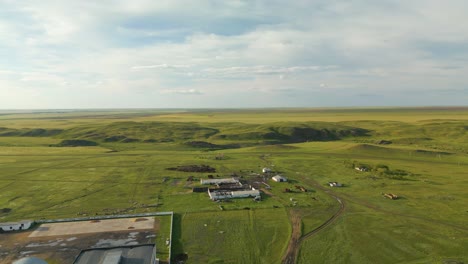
xmin=0 ymin=108 xmax=467 ymax=263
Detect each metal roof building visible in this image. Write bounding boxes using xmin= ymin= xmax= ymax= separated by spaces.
xmin=13 ymin=257 xmax=48 ymax=264
xmin=73 ymin=244 xmax=157 ymax=264
xmin=208 ymin=189 xmax=261 ymax=201
xmin=0 ymin=220 xmax=33 ymax=232
xmin=200 ymin=177 xmax=239 ymax=185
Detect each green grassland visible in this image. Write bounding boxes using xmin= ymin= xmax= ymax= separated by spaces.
xmin=0 ymin=107 xmax=467 ymax=263
xmin=177 ymin=209 xmax=290 ymax=264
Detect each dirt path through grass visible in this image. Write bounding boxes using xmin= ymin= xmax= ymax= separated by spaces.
xmin=282 ymin=195 xmax=345 ymax=264
xmin=282 ymin=209 xmax=302 ymax=264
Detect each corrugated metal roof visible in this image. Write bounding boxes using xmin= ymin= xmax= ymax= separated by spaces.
xmin=13 ymin=257 xmax=48 ymax=264
xmin=73 ymin=244 xmax=155 ymax=264
xmin=200 ymin=177 xmax=239 ymax=185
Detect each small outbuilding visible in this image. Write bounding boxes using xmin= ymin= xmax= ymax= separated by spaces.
xmin=0 ymin=220 xmax=33 ymax=232
xmin=355 ymin=166 xmax=369 ymax=172
xmin=272 ymin=175 xmax=287 ymax=182
xmin=262 ymin=167 xmax=272 ymax=173
xmin=328 ymin=182 xmax=343 ymax=187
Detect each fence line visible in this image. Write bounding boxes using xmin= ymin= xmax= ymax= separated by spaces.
xmin=168 ymin=212 xmax=174 ymax=264
xmin=35 ymin=211 xmax=173 ymax=224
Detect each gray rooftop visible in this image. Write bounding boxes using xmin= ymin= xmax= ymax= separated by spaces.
xmin=73 ymin=244 xmax=156 ymax=264
xmin=13 ymin=257 xmax=48 ymax=264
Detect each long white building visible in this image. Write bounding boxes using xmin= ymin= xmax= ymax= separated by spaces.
xmin=200 ymin=177 xmax=239 ymax=185
xmin=0 ymin=220 xmax=33 ymax=232
xmin=208 ymin=188 xmax=261 ymax=201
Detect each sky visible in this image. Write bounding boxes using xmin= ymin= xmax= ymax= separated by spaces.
xmin=0 ymin=0 xmax=467 ymax=109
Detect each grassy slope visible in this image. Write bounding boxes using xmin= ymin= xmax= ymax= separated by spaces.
xmin=0 ymin=108 xmax=467 ymax=263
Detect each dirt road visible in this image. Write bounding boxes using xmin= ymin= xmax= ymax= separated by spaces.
xmin=282 ymin=194 xmax=345 ymax=264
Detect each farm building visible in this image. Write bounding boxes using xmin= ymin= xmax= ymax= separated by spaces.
xmin=262 ymin=167 xmax=272 ymax=173
xmin=383 ymin=193 xmax=398 ymax=200
xmin=328 ymin=182 xmax=343 ymax=187
xmin=0 ymin=220 xmax=33 ymax=232
xmin=208 ymin=188 xmax=261 ymax=201
xmin=355 ymin=166 xmax=369 ymax=172
xmin=200 ymin=177 xmax=239 ymax=185
xmin=272 ymin=175 xmax=287 ymax=182
xmin=73 ymin=244 xmax=157 ymax=264
xmin=13 ymin=257 xmax=48 ymax=264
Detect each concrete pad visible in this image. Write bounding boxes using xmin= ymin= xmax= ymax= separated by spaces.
xmin=29 ymin=217 xmax=154 ymax=238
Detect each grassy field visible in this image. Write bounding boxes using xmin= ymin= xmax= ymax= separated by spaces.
xmin=177 ymin=209 xmax=290 ymax=264
xmin=0 ymin=107 xmax=467 ymax=263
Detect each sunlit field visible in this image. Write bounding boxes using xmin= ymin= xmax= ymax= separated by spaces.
xmin=0 ymin=108 xmax=467 ymax=263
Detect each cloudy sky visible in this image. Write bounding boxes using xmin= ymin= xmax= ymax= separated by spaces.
xmin=1 ymin=0 xmax=467 ymax=108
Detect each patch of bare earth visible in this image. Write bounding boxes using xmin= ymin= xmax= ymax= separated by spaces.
xmin=282 ymin=209 xmax=302 ymax=264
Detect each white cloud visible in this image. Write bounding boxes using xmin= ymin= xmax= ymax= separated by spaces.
xmin=0 ymin=0 xmax=467 ymax=108
xmin=131 ymin=64 xmax=192 ymax=70
xmin=160 ymin=89 xmax=203 ymax=95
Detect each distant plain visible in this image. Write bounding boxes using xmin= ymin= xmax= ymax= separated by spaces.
xmin=0 ymin=107 xmax=467 ymax=263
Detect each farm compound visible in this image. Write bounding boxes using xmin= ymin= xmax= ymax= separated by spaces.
xmin=199 ymin=177 xmax=262 ymax=201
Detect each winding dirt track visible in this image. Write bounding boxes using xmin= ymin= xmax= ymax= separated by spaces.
xmin=282 ymin=192 xmax=345 ymax=264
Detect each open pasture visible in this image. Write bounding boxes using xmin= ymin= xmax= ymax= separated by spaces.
xmin=0 ymin=108 xmax=467 ymax=263
xmin=178 ymin=209 xmax=291 ymax=264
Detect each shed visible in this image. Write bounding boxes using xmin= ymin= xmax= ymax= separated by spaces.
xmin=272 ymin=175 xmax=287 ymax=182
xmin=13 ymin=257 xmax=48 ymax=264
xmin=262 ymin=167 xmax=272 ymax=173
xmin=328 ymin=182 xmax=343 ymax=187
xmin=0 ymin=220 xmax=33 ymax=232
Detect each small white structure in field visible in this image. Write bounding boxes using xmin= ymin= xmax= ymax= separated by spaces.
xmin=0 ymin=220 xmax=33 ymax=232
xmin=262 ymin=167 xmax=272 ymax=173
xmin=272 ymin=175 xmax=287 ymax=182
xmin=355 ymin=166 xmax=368 ymax=172
xmin=200 ymin=178 xmax=239 ymax=185
xmin=328 ymin=182 xmax=343 ymax=187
